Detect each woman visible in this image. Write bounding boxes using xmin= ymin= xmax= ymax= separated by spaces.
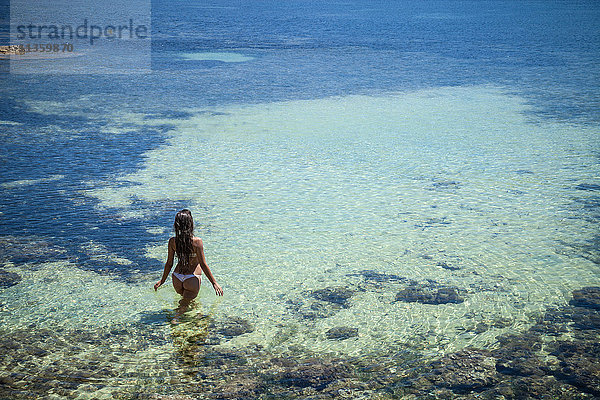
xmin=154 ymin=209 xmax=223 ymax=303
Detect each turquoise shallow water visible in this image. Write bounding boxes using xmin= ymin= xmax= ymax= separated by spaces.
xmin=93 ymin=86 xmax=599 ymax=354
xmin=2 ymin=87 xmax=598 ymax=361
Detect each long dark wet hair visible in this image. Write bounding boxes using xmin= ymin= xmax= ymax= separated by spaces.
xmin=174 ymin=209 xmax=194 ymax=273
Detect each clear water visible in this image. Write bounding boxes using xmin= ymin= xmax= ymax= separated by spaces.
xmin=0 ymin=0 xmax=599 ymax=398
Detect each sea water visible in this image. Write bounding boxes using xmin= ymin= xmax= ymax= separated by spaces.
xmin=0 ymin=0 xmax=599 ymax=398
xmin=86 ymin=85 xmax=599 ymax=354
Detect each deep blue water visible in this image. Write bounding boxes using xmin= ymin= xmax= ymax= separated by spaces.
xmin=0 ymin=0 xmax=599 ymax=277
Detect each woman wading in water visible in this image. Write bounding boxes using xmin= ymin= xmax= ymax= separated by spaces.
xmin=154 ymin=209 xmax=223 ymax=312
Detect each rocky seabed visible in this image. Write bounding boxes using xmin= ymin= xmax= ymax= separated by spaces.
xmin=0 ymin=284 xmax=598 ymax=399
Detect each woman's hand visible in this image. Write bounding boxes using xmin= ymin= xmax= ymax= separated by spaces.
xmin=154 ymin=280 xmax=164 ymax=291
xmin=213 ymin=282 xmax=224 ymax=296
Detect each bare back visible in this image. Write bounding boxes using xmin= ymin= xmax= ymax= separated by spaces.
xmin=172 ymin=237 xmax=203 ymax=276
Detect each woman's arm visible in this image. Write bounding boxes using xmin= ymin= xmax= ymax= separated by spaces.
xmin=196 ymin=238 xmax=223 ymax=296
xmin=154 ymin=238 xmax=175 ymax=290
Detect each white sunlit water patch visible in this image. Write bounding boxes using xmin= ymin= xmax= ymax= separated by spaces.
xmin=179 ymin=52 xmax=255 ymax=62
xmin=0 ymin=174 xmax=64 ymax=189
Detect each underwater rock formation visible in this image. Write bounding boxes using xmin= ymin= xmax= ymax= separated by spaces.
xmin=0 ymin=269 xmax=21 ymax=288
xmin=431 ymin=180 xmax=461 ymax=190
xmin=211 ymin=316 xmax=254 ymax=338
xmin=0 ymin=236 xmax=67 ymax=265
xmin=395 ymin=283 xmax=464 ymax=304
xmin=493 ymin=332 xmax=545 ymax=377
xmin=211 ymin=373 xmax=264 ymax=400
xmin=173 ymin=315 xmax=254 ymax=356
xmin=437 ymin=260 xmax=460 ymax=271
xmin=575 ymin=183 xmax=600 ymax=191
xmin=414 ymin=217 xmax=452 ymax=229
xmin=348 ymin=270 xmax=410 ymax=285
xmin=549 ymin=338 xmax=600 ymax=396
xmin=287 ymin=286 xmax=357 ymax=320
xmin=395 ymin=286 xmax=600 ymax=398
xmin=0 ymin=325 xmax=164 ymax=399
xmin=426 ymin=348 xmax=499 ymax=393
xmin=570 ymin=287 xmax=600 ymax=309
xmin=325 ymin=327 xmax=358 ymax=340
xmin=310 ymin=286 xmax=355 ymax=308
xmin=1 ymin=286 xmax=598 ymax=399
xmin=275 ymin=358 xmax=355 ymax=390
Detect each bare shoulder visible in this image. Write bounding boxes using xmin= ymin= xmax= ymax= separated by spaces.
xmin=168 ymin=237 xmax=176 ymax=248
xmin=193 ymin=237 xmax=204 ymax=249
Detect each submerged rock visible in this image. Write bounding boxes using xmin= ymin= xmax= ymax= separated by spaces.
xmin=437 ymin=261 xmax=460 ymax=271
xmin=395 ymin=284 xmax=464 ymax=304
xmin=490 ymin=375 xmax=592 ymax=400
xmin=212 ymin=316 xmax=254 ymax=338
xmin=549 ymin=338 xmax=600 ymax=397
xmin=310 ymin=286 xmax=355 ymax=308
xmin=553 ymin=355 xmax=600 ymax=397
xmin=431 ymin=180 xmax=461 ymax=189
xmin=287 ymin=285 xmax=357 ymax=320
xmin=489 ymin=287 xmax=600 ymax=398
xmin=570 ymin=307 xmax=600 ymax=331
xmin=425 ymin=348 xmax=499 ymax=393
xmin=415 ymin=217 xmax=451 ymax=229
xmin=0 ymin=236 xmax=66 ymax=264
xmin=0 ymin=325 xmax=164 ymax=399
xmin=325 ymin=327 xmax=358 ymax=340
xmin=530 ymin=306 xmax=573 ymax=335
xmin=287 ymin=298 xmax=338 ymax=320
xmin=213 ymin=374 xmax=264 ymax=399
xmin=277 ymin=359 xmax=354 ymax=390
xmin=347 ymin=270 xmax=409 ymax=285
xmin=570 ymin=287 xmax=600 ymax=310
xmin=195 ymin=349 xmax=248 ymax=368
xmin=149 ymin=395 xmax=197 ymax=400
xmin=0 ymin=269 xmax=21 ymax=288
xmin=493 ymin=333 xmax=545 ymax=377
xmin=575 ymin=183 xmax=600 ymax=191
xmin=473 ymin=318 xmax=512 ymax=334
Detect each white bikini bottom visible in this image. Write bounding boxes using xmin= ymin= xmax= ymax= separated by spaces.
xmin=172 ymin=272 xmax=201 ymax=282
